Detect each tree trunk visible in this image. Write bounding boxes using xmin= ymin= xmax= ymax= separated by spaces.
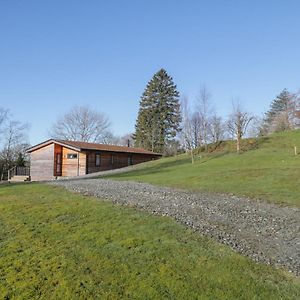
xmin=236 ymin=137 xmax=241 ymax=153
xmin=191 ymin=149 xmax=194 ymax=164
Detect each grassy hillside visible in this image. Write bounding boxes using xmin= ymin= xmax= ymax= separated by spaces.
xmin=0 ymin=184 xmax=299 ymax=299
xmin=109 ymin=130 xmax=300 ymax=206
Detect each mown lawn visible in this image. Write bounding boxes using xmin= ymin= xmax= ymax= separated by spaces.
xmin=109 ymin=130 xmax=300 ymax=206
xmin=0 ymin=184 xmax=299 ymax=299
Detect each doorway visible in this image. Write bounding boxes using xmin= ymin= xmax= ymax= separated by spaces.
xmin=55 ymin=153 xmax=62 ymax=176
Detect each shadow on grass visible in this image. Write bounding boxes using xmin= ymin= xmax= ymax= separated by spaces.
xmin=104 ymin=136 xmax=273 ymax=181
xmin=107 ymin=157 xmax=192 ymax=178
xmin=109 ymin=152 xmax=232 ymax=179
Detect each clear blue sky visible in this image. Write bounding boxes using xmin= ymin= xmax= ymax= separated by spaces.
xmin=1 ymin=0 xmax=299 ymax=145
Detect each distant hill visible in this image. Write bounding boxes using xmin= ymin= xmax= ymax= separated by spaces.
xmin=109 ymin=130 xmax=300 ymax=206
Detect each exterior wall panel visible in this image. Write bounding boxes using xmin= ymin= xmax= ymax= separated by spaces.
xmin=29 ymin=141 xmax=160 ymax=180
xmin=86 ymin=151 xmax=158 ymax=174
xmin=62 ymin=147 xmax=86 ymax=177
xmin=30 ymin=144 xmax=55 ymax=181
xmin=54 ymin=144 xmax=62 ymax=176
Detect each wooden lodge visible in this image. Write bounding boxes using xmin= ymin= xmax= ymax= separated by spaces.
xmin=26 ymin=139 xmax=161 ymax=181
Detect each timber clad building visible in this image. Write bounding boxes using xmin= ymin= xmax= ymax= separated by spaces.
xmin=27 ymin=139 xmax=161 ymax=181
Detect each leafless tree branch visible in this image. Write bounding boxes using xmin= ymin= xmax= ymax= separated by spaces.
xmin=227 ymin=101 xmax=253 ymax=153
xmin=49 ymin=106 xmax=111 ymax=143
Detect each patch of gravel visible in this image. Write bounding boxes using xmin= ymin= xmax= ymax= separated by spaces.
xmin=51 ymin=179 xmax=300 ymax=276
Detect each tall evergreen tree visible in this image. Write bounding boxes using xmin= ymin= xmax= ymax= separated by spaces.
xmin=263 ymin=89 xmax=297 ymax=134
xmin=134 ymin=69 xmax=181 ymax=153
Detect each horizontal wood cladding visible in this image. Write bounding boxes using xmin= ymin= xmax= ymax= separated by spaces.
xmin=62 ymin=147 xmax=86 ymax=177
xmin=30 ymin=143 xmax=55 ymax=181
xmin=86 ymin=151 xmax=158 ymax=174
xmin=29 ymin=141 xmax=160 ymax=180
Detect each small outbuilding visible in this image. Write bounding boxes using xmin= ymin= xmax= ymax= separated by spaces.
xmin=26 ymin=139 xmax=161 ymax=181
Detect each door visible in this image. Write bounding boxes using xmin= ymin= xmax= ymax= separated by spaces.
xmin=55 ymin=153 xmax=62 ymax=176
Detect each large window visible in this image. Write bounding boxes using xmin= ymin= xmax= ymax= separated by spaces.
xmin=95 ymin=153 xmax=101 ymax=167
xmin=67 ymin=153 xmax=78 ymax=159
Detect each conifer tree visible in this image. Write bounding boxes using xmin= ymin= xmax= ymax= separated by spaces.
xmin=134 ymin=69 xmax=181 ymax=153
xmin=263 ymin=89 xmax=297 ymax=133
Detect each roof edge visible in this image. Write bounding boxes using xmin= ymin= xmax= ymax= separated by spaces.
xmin=79 ymin=146 xmax=162 ymax=156
xmin=57 ymin=140 xmax=162 ymax=156
xmin=26 ymin=139 xmax=81 ymax=153
xmin=26 ymin=139 xmax=162 ymax=156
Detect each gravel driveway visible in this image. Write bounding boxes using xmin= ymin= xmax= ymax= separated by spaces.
xmin=51 ymin=179 xmax=300 ymax=276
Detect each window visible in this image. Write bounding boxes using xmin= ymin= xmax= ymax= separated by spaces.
xmin=128 ymin=155 xmax=133 ymax=166
xmin=67 ymin=153 xmax=78 ymax=159
xmin=95 ymin=153 xmax=101 ymax=167
xmin=111 ymin=154 xmax=114 ymax=165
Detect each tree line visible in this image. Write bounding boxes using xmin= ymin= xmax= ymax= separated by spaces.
xmin=1 ymin=68 xmax=299 ymax=179
xmin=39 ymin=69 xmax=300 ymax=157
xmin=134 ymin=69 xmax=300 ymax=156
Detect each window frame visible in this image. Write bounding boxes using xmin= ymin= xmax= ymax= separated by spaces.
xmin=67 ymin=153 xmax=78 ymax=159
xmin=95 ymin=153 xmax=101 ymax=167
xmin=128 ymin=155 xmax=133 ymax=166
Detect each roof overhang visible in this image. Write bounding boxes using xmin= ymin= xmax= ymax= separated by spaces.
xmin=26 ymin=139 xmax=81 ymax=153
xmin=26 ymin=139 xmax=162 ymax=156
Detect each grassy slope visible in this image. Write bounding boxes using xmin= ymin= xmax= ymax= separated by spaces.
xmin=0 ymin=184 xmax=299 ymax=299
xmin=109 ymin=130 xmax=300 ymax=206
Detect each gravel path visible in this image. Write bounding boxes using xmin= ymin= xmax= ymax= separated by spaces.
xmin=51 ymin=179 xmax=300 ymax=276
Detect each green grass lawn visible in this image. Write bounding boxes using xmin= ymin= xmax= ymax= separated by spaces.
xmin=109 ymin=130 xmax=300 ymax=206
xmin=0 ymin=184 xmax=299 ymax=299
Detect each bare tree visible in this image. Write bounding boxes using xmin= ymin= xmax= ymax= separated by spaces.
xmin=181 ymin=91 xmax=222 ymax=158
xmin=180 ymin=96 xmax=191 ymax=148
xmin=208 ymin=113 xmax=224 ymax=144
xmin=190 ymin=112 xmax=202 ymax=148
xmin=227 ymin=102 xmax=253 ymax=153
xmin=0 ymin=120 xmax=29 ymax=180
xmin=49 ymin=106 xmax=111 ymax=143
xmin=101 ymin=133 xmax=134 ymax=146
xmin=0 ymin=108 xmax=8 ymax=124
xmin=291 ymin=90 xmax=300 ymax=129
xmin=99 ymin=132 xmax=119 ymax=145
xmin=0 ymin=108 xmax=8 ymax=139
xmin=117 ymin=133 xmax=134 ymax=147
xmin=248 ymin=115 xmax=265 ymax=137
xmin=295 ymin=91 xmax=300 ymax=128
xmin=180 ymin=96 xmax=195 ymax=163
xmin=196 ymin=85 xmax=213 ymax=151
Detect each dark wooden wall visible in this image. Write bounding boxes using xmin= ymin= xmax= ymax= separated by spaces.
xmin=85 ymin=151 xmax=159 ymax=174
